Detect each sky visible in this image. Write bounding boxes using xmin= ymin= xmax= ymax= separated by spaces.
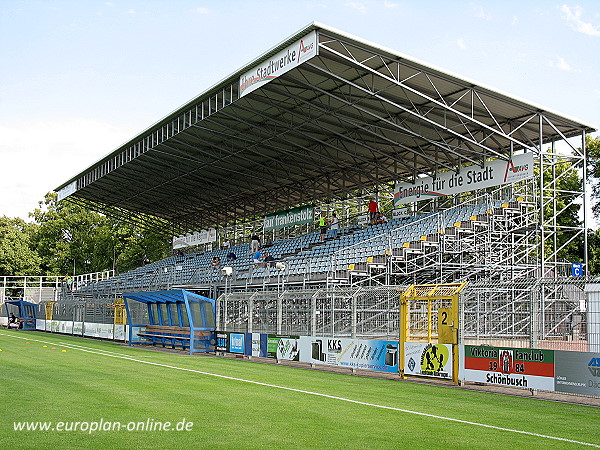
xmin=1 ymin=0 xmax=599 ymax=223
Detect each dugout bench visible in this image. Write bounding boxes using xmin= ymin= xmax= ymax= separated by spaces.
xmin=123 ymin=289 xmax=216 ymax=355
xmin=137 ymin=325 xmax=213 ymax=352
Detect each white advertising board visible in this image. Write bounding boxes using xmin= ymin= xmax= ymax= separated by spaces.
xmin=299 ymin=336 xmax=399 ymax=373
xmin=239 ymin=31 xmax=318 ymax=97
xmin=394 ymin=152 xmax=534 ymax=206
xmin=172 ymin=228 xmax=217 ymax=249
xmin=404 ymin=342 xmax=453 ymax=379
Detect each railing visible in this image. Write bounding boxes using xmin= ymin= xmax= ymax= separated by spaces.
xmin=71 ymin=270 xmax=115 ymax=291
xmin=326 ymin=185 xmax=533 ymax=285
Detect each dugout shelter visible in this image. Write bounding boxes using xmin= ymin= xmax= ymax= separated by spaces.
xmin=5 ymin=299 xmax=38 ymax=331
xmin=123 ymin=289 xmax=215 ymax=354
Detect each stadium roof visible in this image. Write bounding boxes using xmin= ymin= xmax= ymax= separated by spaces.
xmin=56 ymin=22 xmax=596 ymax=232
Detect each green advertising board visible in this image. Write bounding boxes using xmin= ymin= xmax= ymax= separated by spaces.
xmin=263 ymin=206 xmax=314 ymax=231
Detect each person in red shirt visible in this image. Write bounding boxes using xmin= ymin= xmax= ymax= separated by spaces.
xmin=368 ymin=199 xmax=378 ymax=225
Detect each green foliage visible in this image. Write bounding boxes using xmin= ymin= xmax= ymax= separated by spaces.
xmin=586 ymin=134 xmax=600 ymax=215
xmin=585 ymin=135 xmax=600 ymax=274
xmin=107 ymin=218 xmax=170 ymax=273
xmin=28 ymin=192 xmax=169 ymax=276
xmin=0 ymin=217 xmax=41 ymax=276
xmin=588 ymin=229 xmax=600 ymax=275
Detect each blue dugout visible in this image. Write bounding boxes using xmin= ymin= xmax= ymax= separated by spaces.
xmin=123 ymin=289 xmax=216 ymax=354
xmin=4 ymin=299 xmax=38 ymax=331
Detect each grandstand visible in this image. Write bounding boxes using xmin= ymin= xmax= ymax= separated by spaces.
xmin=38 ymin=23 xmax=596 ymax=350
xmin=69 ymin=185 xmax=531 ymax=297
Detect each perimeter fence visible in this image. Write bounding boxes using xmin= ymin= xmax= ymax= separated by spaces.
xmin=2 ymin=277 xmax=597 ymax=354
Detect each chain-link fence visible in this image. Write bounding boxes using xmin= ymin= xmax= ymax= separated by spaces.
xmin=218 ymin=278 xmax=597 ymax=351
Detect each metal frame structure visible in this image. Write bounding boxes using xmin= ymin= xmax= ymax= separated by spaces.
xmin=55 ymin=23 xmax=593 ymax=237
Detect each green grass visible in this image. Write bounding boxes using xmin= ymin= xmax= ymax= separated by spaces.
xmin=0 ymin=330 xmax=598 ymax=449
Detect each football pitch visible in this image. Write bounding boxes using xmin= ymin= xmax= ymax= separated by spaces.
xmin=0 ymin=331 xmax=598 ymax=449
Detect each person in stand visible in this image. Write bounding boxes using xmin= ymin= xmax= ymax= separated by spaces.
xmin=263 ymin=235 xmax=273 ymax=248
xmin=226 ymin=250 xmax=237 ymax=261
xmin=250 ymin=234 xmax=261 ymax=253
xmin=263 ymin=252 xmax=275 ymax=266
xmin=329 ymin=212 xmax=339 ymax=237
xmin=318 ymin=212 xmax=328 ymax=242
xmin=211 ymin=256 xmax=221 ymax=268
xmin=253 ymin=249 xmax=263 ymax=268
xmin=368 ymin=198 xmax=378 ymax=225
xmin=63 ymin=274 xmax=73 ymax=289
xmin=374 ymin=212 xmax=388 ymax=224
xmin=221 ymin=239 xmax=230 ymax=250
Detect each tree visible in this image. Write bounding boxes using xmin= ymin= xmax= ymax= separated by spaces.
xmin=107 ymin=217 xmax=170 ymax=273
xmin=0 ymin=216 xmax=41 ymax=276
xmin=585 ymin=134 xmax=600 ymax=274
xmin=29 ymin=193 xmax=170 ymax=276
xmin=30 ymin=193 xmax=110 ymax=275
xmin=587 ymin=229 xmax=600 ymax=275
xmin=586 ymin=134 xmax=600 ymax=215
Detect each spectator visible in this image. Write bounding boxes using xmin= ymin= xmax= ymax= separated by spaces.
xmin=253 ymin=250 xmax=263 ymax=267
xmin=63 ymin=274 xmax=73 ymax=289
xmin=329 ymin=212 xmax=339 ymax=237
xmin=221 ymin=239 xmax=230 ymax=249
xmin=318 ymin=212 xmax=328 ymax=242
xmin=7 ymin=313 xmax=18 ymax=329
xmin=368 ymin=198 xmax=378 ymax=225
xmin=250 ymin=234 xmax=261 ymax=253
xmin=211 ymin=256 xmax=221 ymax=268
xmin=264 ymin=252 xmax=275 ymax=266
xmin=375 ymin=212 xmax=388 ymax=224
xmin=263 ymin=235 xmax=273 ymax=248
xmin=226 ymin=250 xmax=237 ymax=261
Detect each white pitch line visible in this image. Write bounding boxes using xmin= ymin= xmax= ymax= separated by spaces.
xmin=1 ymin=332 xmax=598 ymax=448
xmin=57 ymin=341 xmax=187 ymax=358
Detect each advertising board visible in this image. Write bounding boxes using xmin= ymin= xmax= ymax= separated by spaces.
xmin=239 ymin=31 xmax=317 ymax=97
xmin=462 ymin=345 xmax=555 ymax=390
xmin=404 ymin=342 xmax=453 ymax=379
xmin=555 ymin=350 xmax=600 ymax=396
xmin=267 ymin=334 xmax=300 ymax=361
xmin=299 ymin=337 xmax=398 ymax=373
xmin=394 ymin=152 xmax=534 ymax=206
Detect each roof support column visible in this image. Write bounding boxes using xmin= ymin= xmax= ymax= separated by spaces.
xmin=538 ymin=113 xmax=545 ymax=277
xmin=583 ymin=130 xmax=589 ymax=271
